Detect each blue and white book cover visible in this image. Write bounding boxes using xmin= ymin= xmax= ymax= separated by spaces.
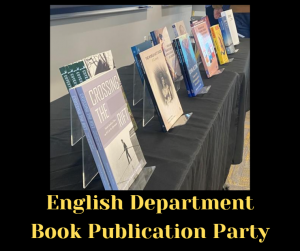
xmin=218 ymin=16 xmax=235 ymax=54
xmin=177 ymin=34 xmax=204 ymax=96
xmin=131 ymin=40 xmax=153 ymax=84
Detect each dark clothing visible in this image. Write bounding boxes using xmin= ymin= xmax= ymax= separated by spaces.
xmin=205 ymin=5 xmax=230 ymax=26
xmin=233 ymin=13 xmax=250 ymax=38
xmin=205 ymin=5 xmax=218 ymax=26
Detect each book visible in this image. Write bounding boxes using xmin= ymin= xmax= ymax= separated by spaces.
xmin=210 ymin=24 xmax=229 ymax=65
xmin=74 ymin=68 xmax=147 ymax=190
xmin=72 ymin=62 xmax=85 ymax=84
xmin=191 ymin=19 xmax=219 ymax=78
xmin=66 ymin=64 xmax=79 ymax=86
xmin=218 ymin=16 xmax=235 ymax=54
xmin=77 ymin=60 xmax=90 ymax=81
xmin=69 ymin=87 xmax=112 ymax=190
xmin=59 ymin=66 xmax=73 ymax=90
xmin=83 ymin=50 xmax=138 ymax=131
xmin=137 ymin=44 xmax=184 ymax=132
xmin=172 ymin=20 xmax=188 ymax=38
xmin=83 ymin=50 xmax=116 ymax=78
xmin=150 ymin=27 xmax=183 ymax=83
xmin=131 ymin=40 xmax=153 ymax=84
xmin=172 ymin=40 xmax=192 ymax=97
xmin=221 ymin=9 xmax=239 ymax=46
xmin=172 ymin=20 xmax=201 ymax=64
xmin=175 ymin=34 xmax=204 ymax=96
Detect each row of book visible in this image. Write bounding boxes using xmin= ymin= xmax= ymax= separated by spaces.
xmin=59 ymin=50 xmax=138 ymax=131
xmin=59 ymin=51 xmax=145 ymax=190
xmin=57 ymin=9 xmax=241 ymax=190
xmin=131 ymin=9 xmax=239 ymax=101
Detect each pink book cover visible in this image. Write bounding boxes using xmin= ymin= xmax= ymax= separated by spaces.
xmin=191 ymin=20 xmax=219 ymax=78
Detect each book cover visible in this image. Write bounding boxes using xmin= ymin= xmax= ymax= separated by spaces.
xmin=172 ymin=20 xmax=188 ymax=38
xmin=69 ymin=87 xmax=112 ymax=190
xmin=131 ymin=40 xmax=153 ymax=84
xmin=172 ymin=40 xmax=192 ymax=97
xmin=72 ymin=62 xmax=85 ymax=84
xmin=66 ymin=64 xmax=79 ymax=86
xmin=218 ymin=16 xmax=235 ymax=54
xmin=138 ymin=44 xmax=184 ymax=132
xmin=150 ymin=27 xmax=183 ymax=83
xmin=176 ymin=34 xmax=204 ymax=96
xmin=83 ymin=50 xmax=116 ymax=78
xmin=83 ymin=50 xmax=138 ymax=131
xmin=75 ymin=69 xmax=147 ymax=190
xmin=59 ymin=66 xmax=73 ymax=90
xmin=210 ymin=24 xmax=229 ymax=65
xmin=191 ymin=20 xmax=219 ymax=78
xmin=77 ymin=60 xmax=90 ymax=81
xmin=221 ymin=9 xmax=239 ymax=46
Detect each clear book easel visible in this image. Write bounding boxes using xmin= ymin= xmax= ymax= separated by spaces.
xmin=70 ymin=97 xmax=156 ymax=190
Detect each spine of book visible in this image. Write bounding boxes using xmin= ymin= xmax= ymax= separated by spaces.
xmin=172 ymin=40 xmax=192 ymax=97
xmin=176 ymin=39 xmax=195 ymax=97
xmin=76 ymin=87 xmax=119 ymax=190
xmin=69 ymin=88 xmax=112 ymax=190
xmin=131 ymin=46 xmax=145 ymax=84
xmin=73 ymin=62 xmax=85 ymax=84
xmin=172 ymin=24 xmax=179 ymax=38
xmin=77 ymin=60 xmax=91 ymax=80
xmin=150 ymin=31 xmax=158 ymax=45
xmin=66 ymin=65 xmax=79 ymax=86
xmin=136 ymin=54 xmax=167 ymax=132
xmin=59 ymin=66 xmax=73 ymax=90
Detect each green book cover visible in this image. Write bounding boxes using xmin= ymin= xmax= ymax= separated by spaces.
xmin=66 ymin=64 xmax=79 ymax=86
xmin=73 ymin=62 xmax=85 ymax=84
xmin=77 ymin=60 xmax=90 ymax=81
xmin=59 ymin=66 xmax=73 ymax=90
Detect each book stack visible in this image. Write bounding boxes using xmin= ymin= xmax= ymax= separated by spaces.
xmin=69 ymin=68 xmax=147 ymax=190
xmin=59 ymin=50 xmax=138 ymax=131
xmin=173 ymin=33 xmax=204 ymax=97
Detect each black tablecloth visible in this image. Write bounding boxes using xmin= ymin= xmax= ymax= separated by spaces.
xmin=50 ymin=39 xmax=249 ymax=190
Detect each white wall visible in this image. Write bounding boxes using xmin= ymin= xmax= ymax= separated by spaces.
xmin=192 ymin=5 xmax=206 ymax=16
xmin=50 ymin=5 xmax=192 ymax=102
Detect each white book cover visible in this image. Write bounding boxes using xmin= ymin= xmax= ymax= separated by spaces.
xmin=221 ymin=9 xmax=239 ymax=46
xmin=83 ymin=50 xmax=115 ymax=77
xmin=139 ymin=45 xmax=184 ymax=131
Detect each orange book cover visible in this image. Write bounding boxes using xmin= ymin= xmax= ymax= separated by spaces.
xmin=210 ymin=24 xmax=229 ymax=65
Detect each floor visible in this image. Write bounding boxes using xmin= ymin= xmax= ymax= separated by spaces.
xmin=224 ymin=111 xmax=250 ymax=190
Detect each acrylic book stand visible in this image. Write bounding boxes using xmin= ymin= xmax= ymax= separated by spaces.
xmin=131 ymin=62 xmax=208 ymax=130
xmin=70 ymin=97 xmax=156 ymax=190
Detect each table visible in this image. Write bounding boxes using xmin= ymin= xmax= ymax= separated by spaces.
xmin=205 ymin=37 xmax=250 ymax=163
xmin=50 ymin=38 xmax=249 ymax=190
